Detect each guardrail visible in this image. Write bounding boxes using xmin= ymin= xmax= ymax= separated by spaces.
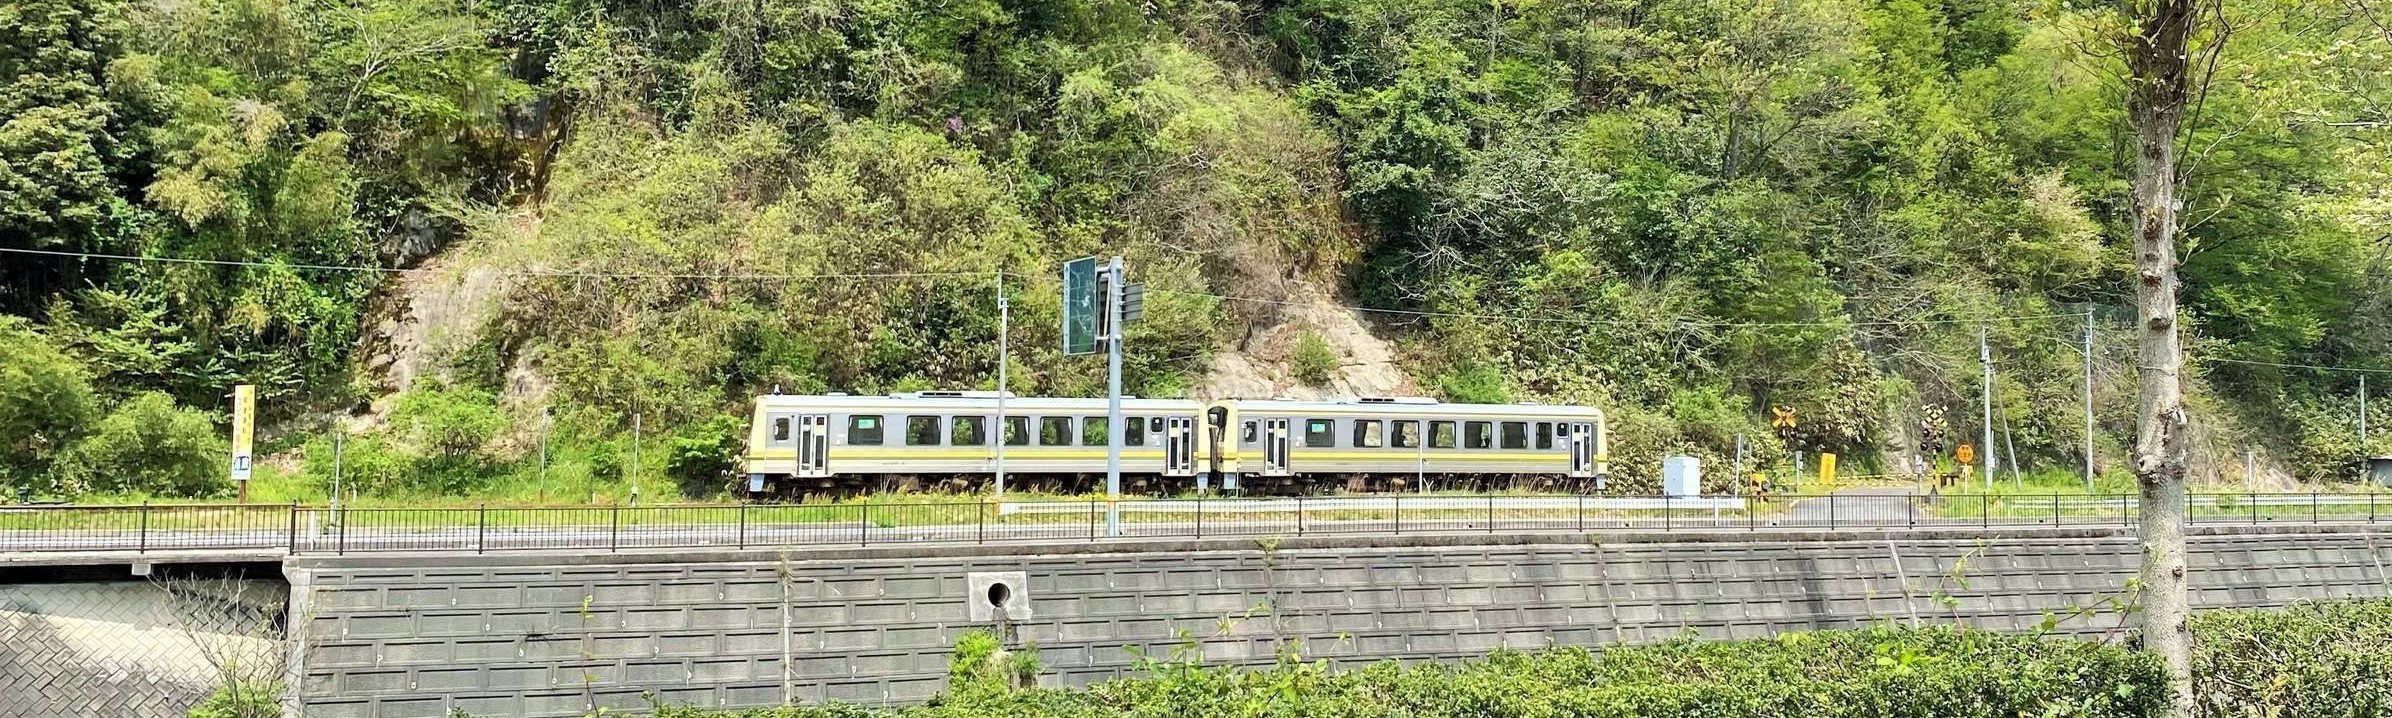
xmin=0 ymin=492 xmax=2382 ymax=556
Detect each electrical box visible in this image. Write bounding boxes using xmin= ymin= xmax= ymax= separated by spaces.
xmin=1663 ymin=455 xmax=1700 ymax=498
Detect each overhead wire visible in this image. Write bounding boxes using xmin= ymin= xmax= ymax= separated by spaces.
xmin=1143 ymin=287 xmax=2095 ymax=329
xmin=0 ymin=246 xmax=996 ymax=281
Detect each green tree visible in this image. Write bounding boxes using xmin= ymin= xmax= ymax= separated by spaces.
xmin=0 ymin=317 xmax=98 ymax=495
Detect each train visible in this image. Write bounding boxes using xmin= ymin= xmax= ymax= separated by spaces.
xmin=740 ymin=391 xmax=1608 ymax=496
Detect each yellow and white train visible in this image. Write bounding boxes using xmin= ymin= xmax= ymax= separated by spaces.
xmin=741 ymin=392 xmax=1607 ymax=495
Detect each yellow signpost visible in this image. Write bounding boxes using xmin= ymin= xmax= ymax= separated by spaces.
xmin=1817 ymin=452 xmax=1837 ymax=488
xmin=231 ymin=384 xmax=255 ymax=503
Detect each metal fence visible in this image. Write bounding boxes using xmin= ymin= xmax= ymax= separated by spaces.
xmin=0 ymin=492 xmax=2386 ymax=555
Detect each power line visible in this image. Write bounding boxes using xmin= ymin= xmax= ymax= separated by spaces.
xmin=0 ymin=246 xmax=997 ymax=281
xmin=2206 ymin=357 xmax=2392 ymax=375
xmin=1147 ymin=287 xmax=2094 ymax=329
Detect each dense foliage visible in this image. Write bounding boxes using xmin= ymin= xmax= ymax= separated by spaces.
xmin=641 ymin=627 xmax=2163 ymax=718
xmin=610 ymin=600 xmax=2392 ymax=718
xmin=5 ymin=0 xmax=2390 ymax=498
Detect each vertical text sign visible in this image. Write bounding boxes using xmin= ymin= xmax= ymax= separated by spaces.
xmin=230 ymin=384 xmax=256 ymax=483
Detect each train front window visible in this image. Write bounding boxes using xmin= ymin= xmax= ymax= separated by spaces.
xmin=1242 ymin=421 xmax=1258 ymax=444
xmin=1082 ymin=417 xmax=1109 ymax=446
xmin=1500 ymin=422 xmax=1528 ymax=449
xmin=771 ymin=417 xmax=791 ymax=443
xmin=1353 ymin=420 xmax=1385 ymax=448
xmin=1304 ymin=419 xmax=1334 ymax=448
xmin=1040 ymin=417 xmax=1074 ymax=445
xmin=1003 ymin=416 xmax=1030 ymax=446
xmin=1464 ymin=421 xmax=1493 ymax=449
xmin=1393 ymin=421 xmax=1420 ymax=448
xmin=1535 ymin=422 xmax=1553 ymax=450
xmin=1429 ymin=421 xmax=1456 ymax=449
xmin=953 ymin=416 xmax=987 ymax=445
xmin=907 ymin=416 xmax=943 ymax=446
xmin=848 ymin=415 xmax=884 ymax=445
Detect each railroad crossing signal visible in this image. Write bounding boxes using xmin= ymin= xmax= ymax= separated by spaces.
xmin=1770 ymin=406 xmax=1797 ymax=429
xmin=1062 ymin=257 xmax=1099 ymax=355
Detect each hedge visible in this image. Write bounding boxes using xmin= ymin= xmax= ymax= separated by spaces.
xmin=2191 ymin=597 xmax=2392 ymax=718
xmin=645 ymin=627 xmax=2164 ymax=718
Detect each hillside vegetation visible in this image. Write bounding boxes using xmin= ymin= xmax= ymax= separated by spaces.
xmin=3 ymin=0 xmax=2389 ymax=501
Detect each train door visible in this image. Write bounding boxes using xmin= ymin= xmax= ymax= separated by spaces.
xmin=1262 ymin=417 xmax=1292 ymax=476
xmin=1568 ymin=421 xmax=1595 ymax=478
xmin=1164 ymin=416 xmax=1196 ymax=476
xmin=797 ymin=414 xmax=830 ymax=478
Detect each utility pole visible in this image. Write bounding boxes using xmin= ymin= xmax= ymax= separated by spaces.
xmin=2084 ymin=311 xmax=2097 ymax=491
xmin=1104 ymin=256 xmax=1126 ymax=537
xmin=2362 ymin=374 xmax=2369 ymax=450
xmin=995 ymin=272 xmax=1009 ymax=499
xmin=539 ymin=406 xmax=551 ymax=504
xmin=1981 ymin=325 xmax=1996 ymax=491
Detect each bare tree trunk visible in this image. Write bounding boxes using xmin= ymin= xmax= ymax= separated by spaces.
xmin=2124 ymin=1 xmax=2199 ymax=715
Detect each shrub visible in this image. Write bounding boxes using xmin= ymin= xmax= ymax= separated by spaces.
xmin=184 ymin=679 xmax=279 ymax=718
xmin=0 ymin=316 xmax=97 ymax=497
xmin=667 ymin=416 xmax=744 ymax=496
xmin=54 ymin=392 xmax=226 ymax=498
xmin=2192 ymin=598 xmax=2392 ymax=718
xmin=1290 ymin=332 xmax=1337 ymax=386
xmin=1433 ymin=363 xmax=1511 ymax=404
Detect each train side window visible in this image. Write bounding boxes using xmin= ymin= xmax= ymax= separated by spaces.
xmin=1429 ymin=421 xmax=1457 ymax=449
xmin=848 ymin=415 xmax=884 ymax=445
xmin=1353 ymin=420 xmax=1385 ymax=448
xmin=1465 ymin=421 xmax=1493 ymax=449
xmin=1393 ymin=421 xmax=1420 ymax=448
xmin=1040 ymin=417 xmax=1074 ymax=446
xmin=1003 ymin=416 xmax=1030 ymax=446
xmin=1242 ymin=421 xmax=1258 ymax=444
xmin=952 ymin=416 xmax=987 ymax=445
xmin=907 ymin=416 xmax=943 ymax=446
xmin=1083 ymin=416 xmax=1113 ymax=446
xmin=1303 ymin=419 xmax=1335 ymax=447
xmin=1500 ymin=421 xmax=1528 ymax=450
xmin=771 ymin=417 xmax=791 ymax=443
xmin=1535 ymin=422 xmax=1553 ymax=450
xmin=1124 ymin=416 xmax=1146 ymax=446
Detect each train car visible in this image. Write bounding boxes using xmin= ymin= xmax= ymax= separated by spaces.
xmin=1214 ymin=397 xmax=1607 ymax=493
xmin=742 ymin=391 xmax=1207 ymax=495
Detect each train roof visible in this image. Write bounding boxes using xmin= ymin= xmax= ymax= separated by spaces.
xmin=1223 ymin=397 xmax=1603 ymax=419
xmin=754 ymin=392 xmax=1202 ymax=412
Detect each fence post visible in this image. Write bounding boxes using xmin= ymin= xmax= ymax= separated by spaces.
xmin=2313 ymin=492 xmax=2320 ymax=524
xmin=860 ymin=504 xmax=871 ymax=546
xmin=2250 ymin=492 xmax=2259 ymax=525
xmin=610 ymin=505 xmax=620 ymax=552
xmin=337 ymin=507 xmax=348 ymax=555
xmin=477 ymin=504 xmax=487 ymax=554
xmin=1390 ymin=495 xmax=1398 ymax=535
xmin=977 ymin=502 xmax=987 ymax=545
xmin=1577 ymin=494 xmax=1586 ymax=532
xmin=139 ymin=502 xmax=150 ymax=554
xmin=739 ymin=503 xmax=749 ymax=549
xmin=287 ymin=505 xmax=297 ymax=554
xmin=1197 ymin=495 xmax=1206 ymax=539
xmin=2052 ymin=494 xmax=2060 ymax=527
xmin=1747 ymin=492 xmax=1756 ymax=532
xmin=1089 ymin=500 xmax=1098 ymax=541
xmin=1487 ymin=495 xmax=1496 ymax=534
xmin=1665 ymin=493 xmax=1674 ymax=532
xmin=1980 ymin=495 xmax=1989 ymax=529
xmin=2372 ymin=493 xmax=2378 ymax=524
xmin=1297 ymin=496 xmax=1306 ymax=535
xmin=1825 ymin=493 xmax=1833 ymax=531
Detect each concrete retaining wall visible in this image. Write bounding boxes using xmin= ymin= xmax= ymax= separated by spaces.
xmin=285 ymin=526 xmax=2392 ymax=718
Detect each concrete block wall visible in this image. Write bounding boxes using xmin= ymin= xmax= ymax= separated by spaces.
xmin=284 ymin=526 xmax=2392 ymax=717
